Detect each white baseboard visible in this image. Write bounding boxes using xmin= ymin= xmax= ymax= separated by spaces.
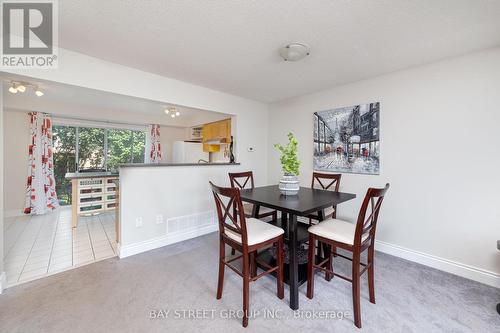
xmin=0 ymin=271 xmax=6 ymax=294
xmin=375 ymin=240 xmax=500 ymax=288
xmin=119 ymin=224 xmax=218 ymax=259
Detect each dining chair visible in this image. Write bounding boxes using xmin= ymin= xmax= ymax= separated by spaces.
xmin=307 ymin=172 xmax=342 ymax=276
xmin=229 ymin=171 xmax=278 ymax=221
xmin=229 ymin=171 xmax=278 ymax=256
xmin=307 ymin=172 xmax=342 ymax=225
xmin=306 ymin=183 xmax=390 ymax=328
xmin=210 ymin=181 xmax=284 ymax=327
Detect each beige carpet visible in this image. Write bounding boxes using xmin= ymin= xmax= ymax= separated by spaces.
xmin=1 ymin=232 xmax=499 ymax=333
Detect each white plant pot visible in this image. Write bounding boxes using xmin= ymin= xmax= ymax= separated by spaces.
xmin=279 ymin=174 xmax=299 ymax=196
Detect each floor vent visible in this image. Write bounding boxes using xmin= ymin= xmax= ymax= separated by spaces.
xmin=167 ymin=211 xmax=215 ymax=234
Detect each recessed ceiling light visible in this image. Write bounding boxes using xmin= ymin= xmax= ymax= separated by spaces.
xmin=279 ymin=43 xmax=310 ymax=62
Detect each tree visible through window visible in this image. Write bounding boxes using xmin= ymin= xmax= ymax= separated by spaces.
xmin=53 ymin=126 xmax=76 ymax=206
xmin=78 ymin=127 xmax=105 ymax=170
xmin=53 ymin=125 xmax=146 ymax=205
xmin=106 ymin=129 xmax=145 ymax=172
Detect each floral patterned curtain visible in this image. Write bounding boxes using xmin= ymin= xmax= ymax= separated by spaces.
xmin=24 ymin=112 xmax=59 ymax=215
xmin=147 ymin=124 xmax=162 ymax=163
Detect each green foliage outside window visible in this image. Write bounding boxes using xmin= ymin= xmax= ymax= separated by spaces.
xmin=53 ymin=126 xmax=76 ymax=206
xmin=52 ymin=125 xmax=146 ymax=206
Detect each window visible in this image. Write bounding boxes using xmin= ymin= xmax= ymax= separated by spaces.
xmin=53 ymin=126 xmax=77 ymax=205
xmin=78 ymin=127 xmax=105 ymax=170
xmin=107 ymin=129 xmax=146 ymax=172
xmin=53 ymin=124 xmax=146 ymax=205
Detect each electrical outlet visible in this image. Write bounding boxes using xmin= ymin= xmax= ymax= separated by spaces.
xmin=135 ymin=217 xmax=143 ymax=228
xmin=156 ymin=214 xmax=164 ymax=224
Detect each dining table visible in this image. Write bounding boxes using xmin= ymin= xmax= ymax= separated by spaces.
xmin=239 ymin=185 xmax=356 ymax=310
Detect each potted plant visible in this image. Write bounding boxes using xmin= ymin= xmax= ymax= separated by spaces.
xmin=274 ymin=132 xmax=300 ymax=195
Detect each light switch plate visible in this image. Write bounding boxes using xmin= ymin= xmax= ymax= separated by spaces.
xmin=135 ymin=217 xmax=143 ymax=228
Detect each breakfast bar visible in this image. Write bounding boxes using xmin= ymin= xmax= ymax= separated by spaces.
xmin=117 ymin=162 xmax=241 ymax=258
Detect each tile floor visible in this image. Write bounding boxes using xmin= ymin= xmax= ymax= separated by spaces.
xmin=3 ymin=207 xmax=117 ymax=287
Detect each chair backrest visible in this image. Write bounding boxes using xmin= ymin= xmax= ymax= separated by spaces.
xmin=311 ymin=172 xmax=342 ymax=191
xmin=229 ymin=171 xmax=255 ymax=190
xmin=209 ymin=181 xmax=248 ymax=245
xmin=354 ymin=183 xmax=390 ymax=245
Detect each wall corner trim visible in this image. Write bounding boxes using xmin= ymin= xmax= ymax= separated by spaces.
xmin=0 ymin=271 xmax=6 ymax=294
xmin=375 ymin=240 xmax=500 ymax=288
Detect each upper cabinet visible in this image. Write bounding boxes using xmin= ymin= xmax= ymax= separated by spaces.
xmin=202 ymin=118 xmax=231 ymax=143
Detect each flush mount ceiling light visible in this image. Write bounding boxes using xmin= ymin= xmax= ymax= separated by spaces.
xmin=7 ymin=81 xmax=44 ymax=97
xmin=164 ymin=106 xmax=180 ymax=118
xmin=279 ymin=43 xmax=310 ymax=62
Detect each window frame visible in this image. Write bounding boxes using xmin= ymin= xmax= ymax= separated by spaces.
xmin=53 ymin=119 xmax=147 ymax=172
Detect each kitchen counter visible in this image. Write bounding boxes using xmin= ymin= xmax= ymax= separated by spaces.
xmin=65 ymin=172 xmax=118 ymax=179
xmin=119 ymin=162 xmax=240 ymax=168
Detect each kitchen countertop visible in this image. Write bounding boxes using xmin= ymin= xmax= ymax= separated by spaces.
xmin=65 ymin=163 xmax=241 ymax=179
xmin=65 ymin=172 xmax=119 ymax=179
xmin=119 ymin=162 xmax=240 ymax=168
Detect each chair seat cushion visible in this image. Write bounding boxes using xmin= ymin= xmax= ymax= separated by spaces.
xmin=225 ymin=218 xmax=284 ymax=246
xmin=308 ymin=218 xmax=368 ymax=245
xmin=242 ymin=203 xmax=275 ymax=216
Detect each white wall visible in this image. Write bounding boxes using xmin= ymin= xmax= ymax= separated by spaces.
xmin=0 ymin=82 xmax=5 ymax=293
xmin=268 ymin=47 xmax=500 ymax=286
xmin=3 ymin=110 xmax=30 ymax=215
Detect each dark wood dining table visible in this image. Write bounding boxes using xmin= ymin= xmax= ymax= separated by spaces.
xmin=239 ymin=185 xmax=356 ymax=310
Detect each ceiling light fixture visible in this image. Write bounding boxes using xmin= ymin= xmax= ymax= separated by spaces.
xmin=16 ymin=84 xmax=26 ymax=93
xmin=8 ymin=84 xmax=18 ymax=94
xmin=164 ymin=107 xmax=180 ymax=118
xmin=279 ymin=43 xmax=310 ymax=62
xmin=7 ymin=81 xmax=44 ymax=96
xmin=34 ymin=88 xmax=44 ymax=97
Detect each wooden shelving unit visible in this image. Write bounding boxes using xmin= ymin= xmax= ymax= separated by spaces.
xmin=71 ymin=176 xmax=118 ymax=228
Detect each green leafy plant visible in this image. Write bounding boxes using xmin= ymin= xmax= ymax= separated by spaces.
xmin=274 ymin=132 xmax=300 ymax=176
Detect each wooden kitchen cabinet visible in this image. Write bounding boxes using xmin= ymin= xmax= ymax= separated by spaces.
xmin=202 ymin=118 xmax=231 ymax=143
xmin=203 ymin=143 xmax=221 ymax=152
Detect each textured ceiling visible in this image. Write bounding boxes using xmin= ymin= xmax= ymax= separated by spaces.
xmin=59 ymin=0 xmax=500 ymax=102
